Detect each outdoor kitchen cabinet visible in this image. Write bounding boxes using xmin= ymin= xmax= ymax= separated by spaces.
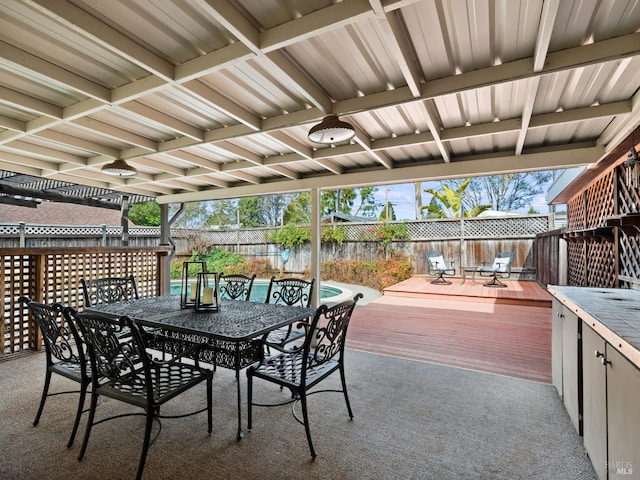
xmin=582 ymin=321 xmax=640 ymax=480
xmin=549 ymin=286 xmax=640 ymax=480
xmin=551 ymin=297 xmax=581 ymax=435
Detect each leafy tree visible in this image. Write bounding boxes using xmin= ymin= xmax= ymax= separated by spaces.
xmin=260 ymin=194 xmax=291 ymax=226
xmin=129 ymin=201 xmax=161 ymax=226
xmin=444 ymin=172 xmax=552 ymax=212
xmin=378 ymin=202 xmax=396 ymax=221
xmin=283 ymin=192 xmax=312 ymax=224
xmin=173 ymin=202 xmax=211 ymax=228
xmin=354 ymin=186 xmax=380 ymax=217
xmin=238 ymin=196 xmax=263 ymax=227
xmin=205 ymin=199 xmax=237 ymax=227
xmin=321 ymin=189 xmax=356 ymax=215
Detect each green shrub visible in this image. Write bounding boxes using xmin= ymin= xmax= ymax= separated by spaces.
xmin=321 ymin=224 xmax=347 ymax=245
xmin=268 ymin=223 xmax=310 ymax=249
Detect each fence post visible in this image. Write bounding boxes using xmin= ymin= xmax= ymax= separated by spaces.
xmin=19 ymin=221 xmax=26 ymax=247
xmin=102 ymin=224 xmax=107 ymax=246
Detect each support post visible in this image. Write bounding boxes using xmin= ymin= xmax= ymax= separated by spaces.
xmin=310 ymin=188 xmax=321 ymax=308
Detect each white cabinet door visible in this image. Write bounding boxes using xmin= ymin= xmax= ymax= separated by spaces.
xmin=582 ymin=323 xmax=607 ymax=480
xmin=562 ymin=307 xmax=581 ymax=434
xmin=606 ymin=346 xmax=640 ymax=479
xmin=552 ymin=298 xmax=564 ymax=397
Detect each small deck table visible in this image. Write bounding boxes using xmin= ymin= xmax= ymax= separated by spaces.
xmin=460 ymin=266 xmax=479 ymax=285
xmin=87 ymin=295 xmax=315 ymax=440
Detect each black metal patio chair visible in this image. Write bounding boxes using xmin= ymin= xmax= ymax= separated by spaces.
xmin=220 ymin=273 xmax=256 ymax=301
xmin=65 ymin=308 xmax=213 ymax=480
xmin=263 ymin=276 xmax=315 ymax=351
xmin=19 ymin=296 xmax=90 ymax=448
xmin=477 ymin=252 xmax=514 ymax=287
xmin=247 ymin=293 xmax=363 ymax=457
xmin=80 ymin=274 xmax=139 ymax=307
xmin=426 ymin=251 xmax=456 ymax=284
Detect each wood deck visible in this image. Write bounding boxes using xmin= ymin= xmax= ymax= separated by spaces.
xmin=347 ymin=278 xmax=552 ymax=383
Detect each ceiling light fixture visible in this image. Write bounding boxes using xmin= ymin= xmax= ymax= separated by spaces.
xmin=623 ymin=130 xmax=639 ymax=188
xmin=308 ymin=115 xmax=355 ymax=144
xmin=101 ymin=159 xmax=137 ymax=177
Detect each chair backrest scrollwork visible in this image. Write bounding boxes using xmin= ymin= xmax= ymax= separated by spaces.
xmin=220 ymin=274 xmax=256 ymax=301
xmin=20 ymin=297 xmax=84 ymax=366
xmin=265 ymin=277 xmax=315 ymax=307
xmin=81 ymin=275 xmax=139 ymax=308
xmin=302 ymin=293 xmax=362 ymax=373
xmin=69 ymin=310 xmax=146 ymax=388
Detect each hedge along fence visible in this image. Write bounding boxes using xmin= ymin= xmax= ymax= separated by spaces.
xmin=0 ymin=215 xmax=551 ymax=279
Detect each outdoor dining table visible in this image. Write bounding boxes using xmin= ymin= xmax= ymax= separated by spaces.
xmin=86 ymin=295 xmax=316 ymax=440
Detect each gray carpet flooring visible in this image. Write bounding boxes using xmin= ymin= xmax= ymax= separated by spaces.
xmin=0 ymin=349 xmax=596 ymax=480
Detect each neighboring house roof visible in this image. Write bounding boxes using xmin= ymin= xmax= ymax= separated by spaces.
xmin=477 ymin=210 xmax=520 ymax=218
xmin=321 ymin=212 xmax=374 ymax=223
xmin=0 ymin=202 xmax=129 ymax=226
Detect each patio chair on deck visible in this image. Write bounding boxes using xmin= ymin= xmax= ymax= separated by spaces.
xmin=65 ymin=308 xmax=212 ymax=480
xmin=247 ymin=293 xmax=363 ymax=457
xmin=220 ymin=273 xmax=256 ymax=301
xmin=426 ymin=251 xmax=456 ymax=284
xmin=19 ymin=296 xmax=90 ymax=448
xmin=477 ymin=252 xmax=514 ymax=287
xmin=263 ymin=276 xmax=315 ymax=351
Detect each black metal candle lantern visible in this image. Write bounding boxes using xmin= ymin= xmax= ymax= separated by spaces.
xmin=180 ymin=261 xmax=206 ymax=309
xmin=195 ymin=271 xmax=221 ymax=312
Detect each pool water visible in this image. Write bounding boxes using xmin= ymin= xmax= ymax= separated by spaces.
xmin=171 ymin=280 xmax=343 ymax=303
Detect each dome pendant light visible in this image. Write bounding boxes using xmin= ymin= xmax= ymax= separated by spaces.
xmin=308 ymin=115 xmax=355 ymax=144
xmin=101 ymin=159 xmax=137 ymax=177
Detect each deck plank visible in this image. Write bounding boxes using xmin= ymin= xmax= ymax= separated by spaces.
xmin=347 ymin=279 xmax=552 ymax=383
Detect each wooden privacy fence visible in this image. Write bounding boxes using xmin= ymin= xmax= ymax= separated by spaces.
xmin=1 ymin=246 xmax=171 ymax=358
xmin=184 ymin=215 xmax=551 ymax=276
xmin=0 ymin=214 xmax=552 ymax=278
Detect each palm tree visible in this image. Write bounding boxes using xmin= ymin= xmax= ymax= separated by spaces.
xmin=422 ymin=179 xmax=491 ymax=218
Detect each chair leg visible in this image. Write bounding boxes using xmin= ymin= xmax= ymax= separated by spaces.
xmin=339 ymin=364 xmax=354 ymax=419
xmin=484 ymin=273 xmax=507 ymax=287
xmin=430 ymin=272 xmax=451 ymax=285
xmin=300 ymin=393 xmax=316 ymax=458
xmin=247 ymin=372 xmax=253 ymax=430
xmin=206 ymin=377 xmax=213 ymax=434
xmin=78 ymin=391 xmax=100 ymax=461
xmin=67 ymin=381 xmax=88 ymax=448
xmin=135 ymin=411 xmax=154 ymax=480
xmin=33 ymin=369 xmax=52 ymax=426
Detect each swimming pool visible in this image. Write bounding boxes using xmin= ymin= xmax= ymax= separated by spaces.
xmin=170 ymin=279 xmax=352 ymax=304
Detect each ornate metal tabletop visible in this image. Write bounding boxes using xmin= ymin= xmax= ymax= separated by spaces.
xmin=87 ymin=295 xmax=316 ymax=341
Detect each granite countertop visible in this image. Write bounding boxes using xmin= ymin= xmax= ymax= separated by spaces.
xmin=547 ymin=285 xmax=640 ymax=368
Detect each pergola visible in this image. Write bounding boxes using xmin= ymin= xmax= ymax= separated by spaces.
xmin=1 ymin=0 xmax=639 ymax=300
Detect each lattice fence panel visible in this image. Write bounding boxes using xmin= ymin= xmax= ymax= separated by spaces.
xmin=619 ymin=235 xmax=640 ymax=281
xmin=567 ymin=196 xmax=585 ymax=231
xmin=616 ymin=164 xmax=640 ymax=215
xmin=567 ymin=241 xmax=586 ymax=286
xmin=406 ymin=220 xmax=462 ymax=239
xmin=42 ymin=251 xmax=161 ymax=309
xmin=464 ymin=216 xmax=549 ymax=237
xmin=586 ymin=240 xmax=616 ymax=288
xmin=1 ymin=254 xmax=35 ymax=354
xmin=185 ymin=216 xmax=549 ymax=246
xmin=585 ymin=171 xmax=615 ymax=229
